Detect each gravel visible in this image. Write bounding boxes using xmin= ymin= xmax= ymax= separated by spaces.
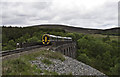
xmin=30 ymin=55 xmax=107 ymax=76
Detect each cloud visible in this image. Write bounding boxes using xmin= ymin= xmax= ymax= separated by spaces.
xmin=1 ymin=0 xmax=119 ymax=29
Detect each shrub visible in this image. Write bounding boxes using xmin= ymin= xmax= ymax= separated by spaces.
xmin=77 ymin=53 xmax=91 ymax=64
xmin=27 ymin=36 xmax=39 ymax=43
xmin=43 ymin=51 xmax=65 ymax=61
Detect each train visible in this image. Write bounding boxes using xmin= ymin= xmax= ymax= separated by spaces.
xmin=42 ymin=34 xmax=72 ymax=45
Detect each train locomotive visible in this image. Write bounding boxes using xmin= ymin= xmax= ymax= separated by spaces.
xmin=42 ymin=34 xmax=72 ymax=45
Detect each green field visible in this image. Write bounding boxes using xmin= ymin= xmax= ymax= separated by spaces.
xmin=89 ymin=34 xmax=119 ymax=41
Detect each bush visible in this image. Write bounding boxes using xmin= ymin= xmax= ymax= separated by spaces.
xmin=27 ymin=36 xmax=39 ymax=43
xmin=77 ymin=34 xmax=119 ymax=75
xmin=110 ymin=63 xmax=120 ymax=75
xmin=77 ymin=53 xmax=91 ymax=64
xmin=2 ymin=45 xmax=15 ymax=51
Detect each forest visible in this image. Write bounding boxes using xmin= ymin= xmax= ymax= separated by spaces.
xmin=2 ymin=26 xmax=120 ymax=75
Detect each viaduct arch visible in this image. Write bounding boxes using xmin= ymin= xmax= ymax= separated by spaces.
xmin=51 ymin=41 xmax=76 ymax=58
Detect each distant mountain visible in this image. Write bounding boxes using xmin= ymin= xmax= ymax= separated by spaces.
xmin=101 ymin=27 xmax=120 ymax=34
xmin=29 ymin=24 xmax=120 ymax=35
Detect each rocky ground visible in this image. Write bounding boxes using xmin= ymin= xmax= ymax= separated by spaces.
xmin=30 ymin=54 xmax=107 ymax=76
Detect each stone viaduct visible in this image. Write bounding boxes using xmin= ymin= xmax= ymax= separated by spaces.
xmin=8 ymin=41 xmax=77 ymax=59
xmin=50 ymin=41 xmax=77 ymax=58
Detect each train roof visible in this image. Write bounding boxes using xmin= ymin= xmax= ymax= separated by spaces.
xmin=47 ymin=34 xmax=72 ymax=39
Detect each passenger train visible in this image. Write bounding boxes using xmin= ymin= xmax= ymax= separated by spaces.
xmin=42 ymin=34 xmax=72 ymax=45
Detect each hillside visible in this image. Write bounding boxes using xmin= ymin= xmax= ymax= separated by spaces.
xmin=2 ymin=48 xmax=106 ymax=76
xmin=29 ymin=24 xmax=120 ymax=35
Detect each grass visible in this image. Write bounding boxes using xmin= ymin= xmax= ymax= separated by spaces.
xmin=2 ymin=50 xmax=65 ymax=75
xmin=42 ymin=51 xmax=65 ymax=61
xmin=60 ymin=72 xmax=73 ymax=75
xmin=41 ymin=59 xmax=53 ymax=65
xmin=89 ymin=34 xmax=119 ymax=41
xmin=43 ymin=70 xmax=58 ymax=75
xmin=2 ymin=58 xmax=43 ymax=75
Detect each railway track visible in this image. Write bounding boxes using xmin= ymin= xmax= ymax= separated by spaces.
xmin=1 ymin=34 xmax=73 ymax=57
xmin=0 ymin=45 xmax=45 ymax=57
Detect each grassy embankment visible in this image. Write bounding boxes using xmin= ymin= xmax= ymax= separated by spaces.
xmin=2 ymin=50 xmax=65 ymax=75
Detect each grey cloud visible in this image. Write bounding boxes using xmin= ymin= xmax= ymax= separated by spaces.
xmin=1 ymin=1 xmax=118 ymax=29
xmin=2 ymin=2 xmax=52 ymax=25
xmin=2 ymin=15 xmax=27 ymax=25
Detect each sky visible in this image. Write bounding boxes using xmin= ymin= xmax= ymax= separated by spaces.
xmin=0 ymin=0 xmax=119 ymax=29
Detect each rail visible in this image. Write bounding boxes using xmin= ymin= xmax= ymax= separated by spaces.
xmin=0 ymin=45 xmax=42 ymax=57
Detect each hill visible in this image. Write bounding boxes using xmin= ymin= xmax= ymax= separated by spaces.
xmin=29 ymin=24 xmax=120 ymax=35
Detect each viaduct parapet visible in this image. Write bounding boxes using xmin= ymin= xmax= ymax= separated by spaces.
xmin=51 ymin=41 xmax=76 ymax=58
